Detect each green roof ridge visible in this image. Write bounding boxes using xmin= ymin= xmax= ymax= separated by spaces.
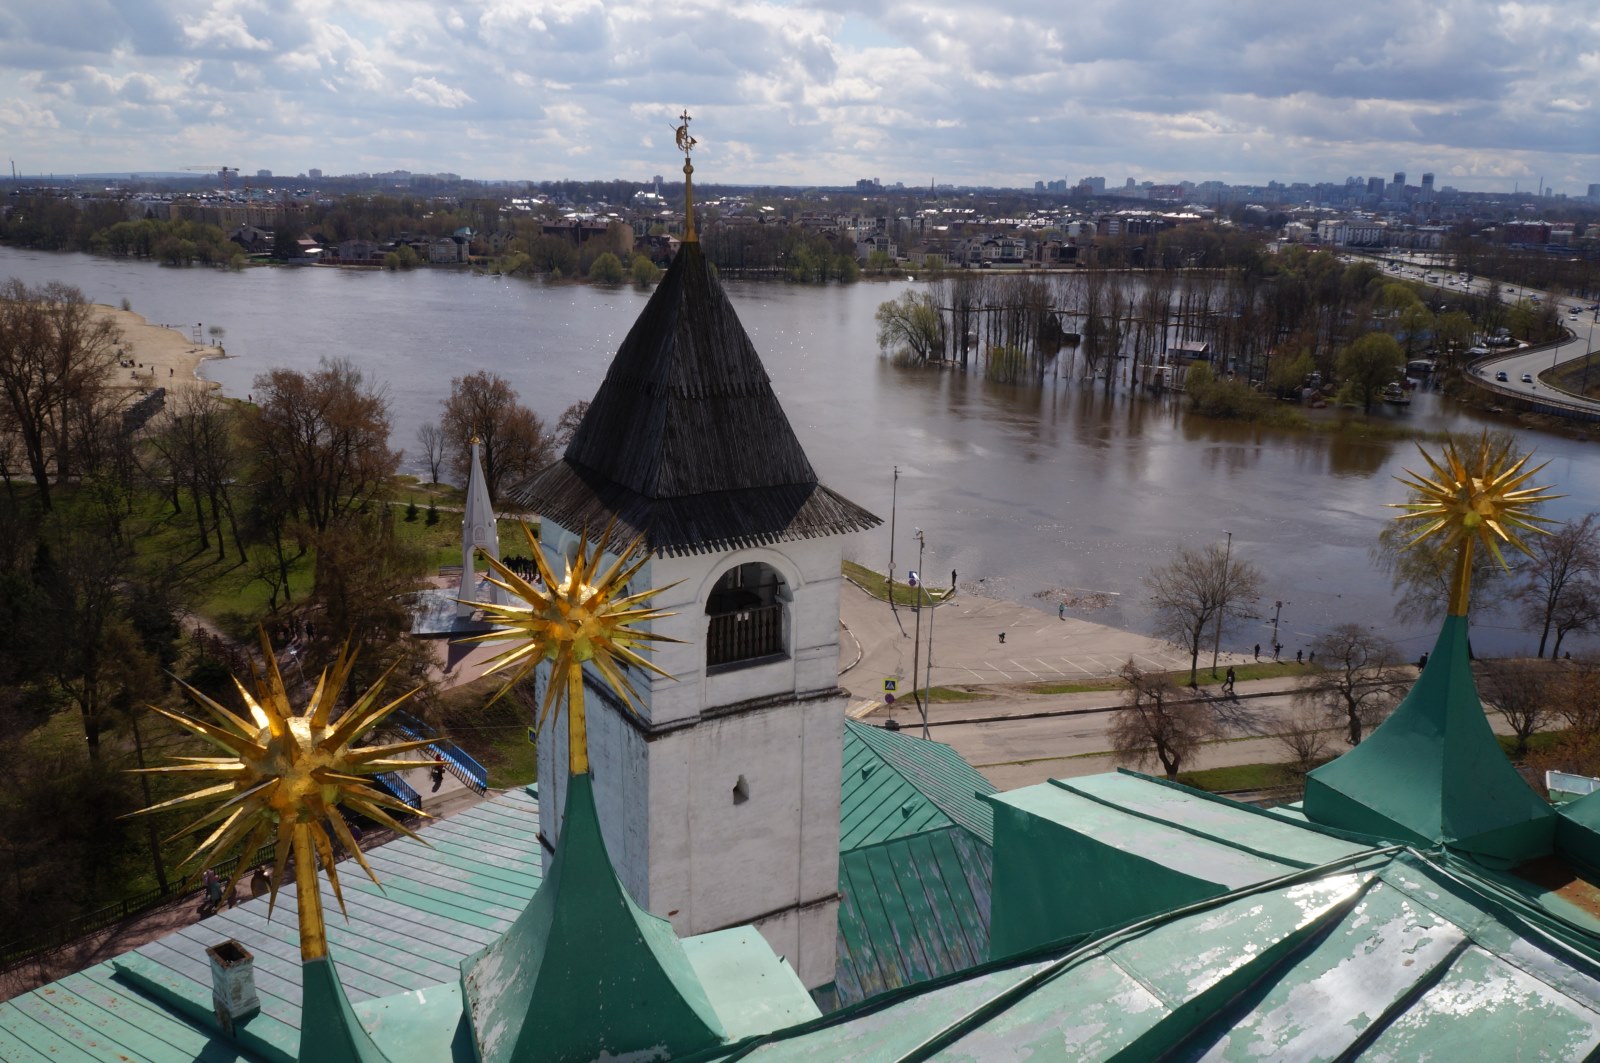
xmin=458 ymin=772 xmax=726 ymax=1063
xmin=1304 ymin=615 xmax=1554 ymax=865
xmin=300 ymin=953 xmax=393 ymax=1063
xmin=844 ymin=719 xmax=996 ymax=844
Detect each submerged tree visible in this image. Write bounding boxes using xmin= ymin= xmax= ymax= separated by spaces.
xmin=874 ymin=291 xmax=943 ymax=366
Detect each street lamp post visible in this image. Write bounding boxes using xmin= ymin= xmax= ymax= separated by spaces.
xmin=1272 ymin=600 xmax=1285 ymax=661
xmin=887 ymin=466 xmax=899 ymax=604
xmin=910 ymin=529 xmax=925 ymax=727
xmin=1210 ymin=530 xmax=1231 ymax=677
xmin=923 ymin=536 xmax=936 ymax=741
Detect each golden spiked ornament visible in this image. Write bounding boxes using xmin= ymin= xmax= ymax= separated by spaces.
xmin=455 ymin=522 xmax=680 ymax=776
xmin=128 ymin=633 xmax=433 ymax=960
xmin=1392 ymin=434 xmax=1559 ymax=616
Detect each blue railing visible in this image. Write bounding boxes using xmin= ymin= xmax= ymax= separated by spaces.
xmin=393 ymin=710 xmax=490 ymax=794
xmin=375 ymin=771 xmax=423 ymax=809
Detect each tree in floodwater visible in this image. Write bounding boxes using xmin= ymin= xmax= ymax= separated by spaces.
xmin=874 ymin=291 xmax=943 ymax=366
xmin=1335 ymin=331 xmax=1404 ymax=413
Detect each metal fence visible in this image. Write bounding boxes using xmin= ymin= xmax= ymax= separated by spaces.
xmin=0 ymin=841 xmax=277 ymax=972
xmin=375 ymin=770 xmax=423 ymax=810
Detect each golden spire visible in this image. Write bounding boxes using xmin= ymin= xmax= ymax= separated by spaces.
xmin=675 ymin=109 xmax=698 ymax=244
xmin=128 ymin=634 xmax=433 ymax=960
xmin=1392 ymin=434 xmax=1559 ymax=616
xmin=456 ymin=522 xmax=680 ymax=776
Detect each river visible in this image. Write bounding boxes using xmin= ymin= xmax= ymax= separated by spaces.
xmin=3 ymin=246 xmax=1595 ymax=658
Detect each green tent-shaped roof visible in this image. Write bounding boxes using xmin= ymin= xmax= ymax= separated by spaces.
xmin=512 ymin=242 xmax=878 ymax=556
xmin=301 ymin=954 xmax=393 ymax=1063
xmin=1304 ymin=615 xmax=1555 ymax=865
xmin=458 ymin=773 xmax=726 ymax=1063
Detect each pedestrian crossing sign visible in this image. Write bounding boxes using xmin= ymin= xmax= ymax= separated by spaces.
xmin=883 ymin=678 xmax=897 ymax=693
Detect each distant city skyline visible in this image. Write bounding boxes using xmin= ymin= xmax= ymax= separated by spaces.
xmin=3 ymin=0 xmax=1597 ymax=196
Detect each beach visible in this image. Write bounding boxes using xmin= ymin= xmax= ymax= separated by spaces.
xmin=96 ymin=305 xmax=222 ymax=394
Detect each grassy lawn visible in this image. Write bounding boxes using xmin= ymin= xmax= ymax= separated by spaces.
xmin=1023 ymin=660 xmax=1305 ymax=696
xmin=842 ymin=560 xmax=950 ymax=608
xmin=922 ymin=686 xmax=991 ymax=703
xmin=1176 ymin=762 xmax=1297 ymax=792
xmin=429 ymin=674 xmax=539 ymax=789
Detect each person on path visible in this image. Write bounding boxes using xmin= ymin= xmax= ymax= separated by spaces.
xmin=1254 ymin=643 xmax=1261 ymax=660
xmin=951 ymin=569 xmax=957 ymax=589
xmin=1296 ymin=649 xmax=1304 ymax=664
xmin=1224 ymin=667 xmax=1236 ymax=694
xmin=431 ymin=752 xmax=446 ymax=792
xmin=202 ymin=868 xmax=223 ymax=915
xmin=998 ymin=632 xmax=1006 ymax=644
xmin=1058 ymin=602 xmax=1066 ymax=620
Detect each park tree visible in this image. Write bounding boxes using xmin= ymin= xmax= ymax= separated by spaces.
xmin=416 ymin=421 xmax=446 ymax=483
xmin=146 ymin=388 xmax=245 ymax=560
xmin=1145 ymin=541 xmax=1263 ymax=686
xmin=1295 ymin=624 xmax=1408 ymax=746
xmin=1109 ymin=659 xmax=1213 ymax=780
xmin=1477 ymin=659 xmax=1551 ymax=756
xmin=0 ymin=280 xmax=122 ymax=510
xmin=441 ymin=371 xmax=554 ymax=505
xmin=554 ymin=399 xmax=589 ymax=446
xmin=243 ymin=359 xmax=398 ymax=536
xmin=1335 ymin=331 xmax=1403 ymax=413
xmin=874 ymin=291 xmax=944 ymax=365
xmin=588 ymin=251 xmax=625 ymax=284
xmin=1516 ymin=514 xmax=1600 ymax=658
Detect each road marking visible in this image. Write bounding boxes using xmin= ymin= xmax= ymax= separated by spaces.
xmin=1009 ymin=659 xmax=1041 ymax=678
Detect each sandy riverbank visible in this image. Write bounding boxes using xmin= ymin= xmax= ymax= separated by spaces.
xmin=95 ymin=305 xmax=223 ymax=394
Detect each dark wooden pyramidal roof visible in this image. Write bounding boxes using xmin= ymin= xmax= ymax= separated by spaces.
xmin=514 ymin=241 xmax=879 ymax=555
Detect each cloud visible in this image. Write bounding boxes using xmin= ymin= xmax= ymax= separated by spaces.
xmin=0 ymin=0 xmax=1594 ymax=191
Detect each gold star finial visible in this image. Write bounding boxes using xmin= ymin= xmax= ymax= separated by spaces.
xmin=1391 ymin=433 xmax=1560 ymax=616
xmin=128 ymin=634 xmax=433 ymax=961
xmin=456 ymin=521 xmax=680 ymax=776
xmin=675 ymin=109 xmax=699 ymax=244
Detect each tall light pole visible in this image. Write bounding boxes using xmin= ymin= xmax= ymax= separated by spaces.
xmin=887 ymin=466 xmax=899 ymax=603
xmin=910 ymin=529 xmax=925 ymax=727
xmin=1210 ymin=530 xmax=1231 ymax=677
xmin=1272 ymin=600 xmax=1285 ymax=661
xmin=922 ymin=533 xmax=936 ymax=741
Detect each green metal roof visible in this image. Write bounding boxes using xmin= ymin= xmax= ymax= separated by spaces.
xmin=832 ymin=722 xmax=998 ymax=1009
xmin=1306 ymin=615 xmax=1556 ymax=865
xmin=0 ymin=790 xmax=546 ymax=1062
xmin=702 ymin=849 xmax=1600 ymax=1061
xmin=833 ymin=825 xmax=991 ymax=1008
xmin=840 ymin=720 xmax=995 ymax=849
xmin=987 ymin=771 xmax=1371 ymax=956
xmin=460 ymin=772 xmax=727 ymax=1063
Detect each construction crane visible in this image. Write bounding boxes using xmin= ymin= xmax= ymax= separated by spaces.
xmin=182 ymin=166 xmax=239 ymax=192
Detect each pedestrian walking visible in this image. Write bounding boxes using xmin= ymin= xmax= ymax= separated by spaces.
xmin=431 ymin=752 xmax=446 ymax=792
xmin=1224 ymin=667 xmax=1235 ymax=694
xmin=1296 ymin=649 xmax=1304 ymax=664
xmin=1058 ymin=602 xmax=1066 ymax=620
xmin=998 ymin=632 xmax=1006 ymax=645
xmin=951 ymin=569 xmax=957 ymax=589
xmin=1254 ymin=643 xmax=1260 ymax=660
xmin=201 ymin=868 xmax=223 ymax=916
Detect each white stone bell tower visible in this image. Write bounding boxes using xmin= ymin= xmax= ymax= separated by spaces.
xmin=515 ymin=235 xmax=878 ymax=990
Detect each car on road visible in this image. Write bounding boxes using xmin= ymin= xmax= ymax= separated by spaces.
xmin=1496 ymin=371 xmax=1508 ymax=381
xmin=1522 ymin=373 xmax=1535 ymax=384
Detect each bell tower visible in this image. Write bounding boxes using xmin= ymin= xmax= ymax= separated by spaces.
xmin=514 ymin=118 xmax=878 ymax=989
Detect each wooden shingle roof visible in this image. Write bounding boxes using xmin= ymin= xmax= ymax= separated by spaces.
xmin=513 ymin=242 xmax=878 ymax=555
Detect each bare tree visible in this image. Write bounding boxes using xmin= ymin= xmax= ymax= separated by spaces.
xmin=1550 ymin=582 xmax=1600 ymax=660
xmin=1477 ymin=659 xmax=1550 ymax=756
xmin=416 ymin=421 xmax=446 ymax=484
xmin=0 ymin=280 xmax=121 ymax=510
xmin=1516 ymin=514 xmax=1600 ymax=658
xmin=1275 ymin=709 xmax=1333 ymax=783
xmin=440 ymin=371 xmax=554 ymax=505
xmin=1145 ymin=541 xmax=1263 ymax=686
xmin=554 ymin=399 xmax=590 ymax=447
xmin=1109 ymin=659 xmax=1214 ymax=779
xmin=1296 ymin=624 xmax=1408 ymax=746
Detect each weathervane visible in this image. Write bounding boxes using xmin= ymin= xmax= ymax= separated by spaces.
xmin=458 ymin=522 xmax=679 ymax=776
xmin=129 ymin=634 xmax=433 ymax=961
xmin=674 ymin=109 xmax=699 ymax=243
xmin=1392 ymin=434 xmax=1558 ymax=616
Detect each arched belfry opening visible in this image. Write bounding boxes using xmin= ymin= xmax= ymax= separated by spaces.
xmin=706 ymin=561 xmax=788 ymax=669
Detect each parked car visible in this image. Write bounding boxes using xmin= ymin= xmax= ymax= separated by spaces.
xmin=1495 ymin=371 xmax=1508 ymax=381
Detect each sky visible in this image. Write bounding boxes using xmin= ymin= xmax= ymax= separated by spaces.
xmin=2 ymin=0 xmax=1598 ymax=194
